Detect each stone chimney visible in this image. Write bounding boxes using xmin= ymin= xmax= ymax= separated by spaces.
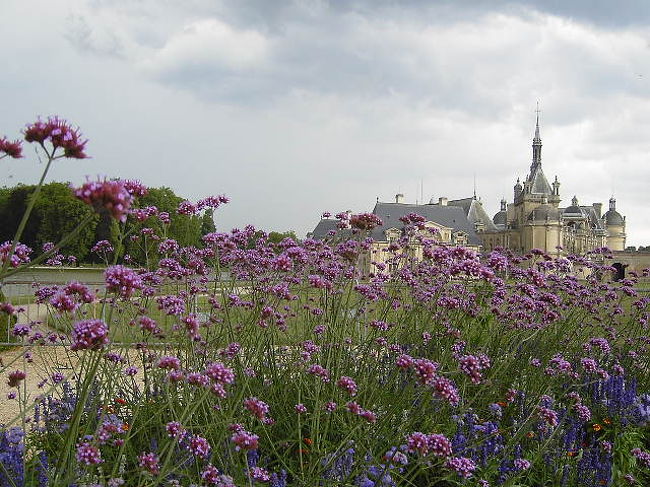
xmin=438 ymin=197 xmax=448 ymax=206
xmin=395 ymin=193 xmax=404 ymax=204
xmin=592 ymin=203 xmax=602 ymax=218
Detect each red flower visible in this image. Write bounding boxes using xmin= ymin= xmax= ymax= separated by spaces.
xmin=350 ymin=213 xmax=383 ymax=231
xmin=24 ymin=116 xmax=88 ymax=159
xmin=0 ymin=137 xmax=23 ymax=158
xmin=73 ymin=179 xmax=133 ymax=222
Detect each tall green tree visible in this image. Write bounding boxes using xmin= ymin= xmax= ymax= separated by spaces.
xmin=201 ymin=209 xmax=216 ymax=236
xmin=35 ymin=182 xmax=97 ymax=261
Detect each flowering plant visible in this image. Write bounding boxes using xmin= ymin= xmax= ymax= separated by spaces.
xmin=1 ymin=118 xmax=650 ymax=486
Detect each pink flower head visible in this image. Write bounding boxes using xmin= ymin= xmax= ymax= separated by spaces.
xmin=70 ymin=319 xmax=109 ymax=351
xmin=406 ymin=432 xmax=429 ymax=454
xmin=7 ymin=370 xmax=26 ymax=388
xmin=105 ymin=265 xmax=143 ymax=298
xmin=122 ymin=179 xmax=148 ymax=197
xmin=249 ymin=467 xmax=270 ymax=482
xmin=205 ymin=362 xmax=235 ymax=384
xmin=513 ymin=458 xmax=531 ymax=471
xmin=324 ymin=401 xmax=337 ymax=412
xmin=24 ymin=116 xmax=88 ymax=158
xmin=177 ymin=200 xmax=198 ymax=215
xmin=138 ymin=452 xmax=160 ymax=475
xmin=231 ymin=430 xmax=259 ymax=451
xmin=244 ymin=397 xmax=270 ymax=420
xmin=157 ymin=355 xmax=181 ymax=370
xmin=427 ymin=433 xmax=453 ymax=457
xmin=0 ymin=136 xmax=23 ymax=158
xmin=74 ymin=179 xmax=133 ymax=221
xmin=197 ymin=195 xmax=229 ymax=210
xmin=188 ymin=435 xmax=212 ymax=459
xmin=307 ymin=364 xmax=330 ymax=382
xmin=0 ymin=241 xmax=32 ymax=267
xmin=91 ymin=239 xmax=114 ymax=254
xmin=399 ymin=212 xmax=426 ymax=229
xmin=445 ymin=456 xmax=476 ymax=478
xmin=336 ymin=376 xmax=358 ymax=396
xmin=538 ymin=406 xmax=559 ymax=427
xmin=413 ymin=358 xmax=439 ymax=385
xmin=350 ymin=213 xmax=383 ymax=230
xmin=165 ymin=421 xmax=187 ymax=441
xmin=396 ymin=354 xmax=414 ymax=369
xmin=76 ymin=442 xmax=102 ymax=465
xmin=432 ymin=376 xmax=460 ymax=406
xmin=202 ymin=465 xmax=236 ymax=486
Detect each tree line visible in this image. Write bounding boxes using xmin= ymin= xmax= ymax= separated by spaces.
xmin=0 ymin=182 xmax=299 ymax=267
xmin=0 ymin=182 xmax=214 ymax=266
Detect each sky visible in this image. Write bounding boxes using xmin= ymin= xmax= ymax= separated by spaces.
xmin=1 ymin=0 xmax=650 ymax=245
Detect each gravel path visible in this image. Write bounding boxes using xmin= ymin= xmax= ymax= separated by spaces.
xmin=1 ymin=305 xmax=147 ymax=426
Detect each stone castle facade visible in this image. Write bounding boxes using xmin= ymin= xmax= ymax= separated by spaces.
xmin=310 ymin=114 xmax=631 ymax=271
xmin=478 ymin=115 xmax=626 ymax=255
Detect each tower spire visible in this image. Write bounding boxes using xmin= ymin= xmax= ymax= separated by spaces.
xmin=473 ymin=173 xmax=477 ymax=199
xmin=534 ymin=101 xmax=541 ymax=141
xmin=531 ymin=102 xmax=542 ymax=170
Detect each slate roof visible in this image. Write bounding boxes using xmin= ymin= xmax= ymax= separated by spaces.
xmin=309 ymin=218 xmax=342 ymax=240
xmin=369 ymin=202 xmax=482 ymax=245
xmin=526 ymin=165 xmax=553 ymax=195
xmin=493 ymin=210 xmax=507 ymax=227
xmin=604 ymin=209 xmax=624 ymax=226
xmin=448 ymin=197 xmax=500 ymax=232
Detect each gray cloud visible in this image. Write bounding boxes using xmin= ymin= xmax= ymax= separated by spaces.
xmin=2 ymin=0 xmax=650 ymax=246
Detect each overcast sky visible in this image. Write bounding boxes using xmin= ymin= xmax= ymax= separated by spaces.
xmin=2 ymin=0 xmax=650 ymax=245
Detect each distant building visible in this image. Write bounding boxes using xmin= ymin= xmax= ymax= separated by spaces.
xmin=309 ymin=194 xmax=482 ymax=272
xmin=480 ymin=114 xmax=626 ymax=255
xmin=309 ymin=113 xmax=627 ymax=264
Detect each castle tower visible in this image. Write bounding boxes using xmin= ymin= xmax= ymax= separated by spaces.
xmin=604 ymin=197 xmax=626 ymax=251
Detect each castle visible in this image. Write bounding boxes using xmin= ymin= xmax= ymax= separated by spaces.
xmin=479 ymin=113 xmax=626 ymax=255
xmin=310 ymin=114 xmax=629 ymax=268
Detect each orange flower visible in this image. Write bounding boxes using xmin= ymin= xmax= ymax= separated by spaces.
xmin=603 ymin=418 xmax=612 ymax=425
xmin=303 ymin=438 xmax=313 ymax=446
xmin=592 ymin=423 xmax=602 ymax=432
xmin=496 ymin=401 xmax=507 ymax=407
xmin=115 ymin=397 xmax=127 ymax=405
xmin=526 ymin=431 xmax=535 ymax=438
xmin=567 ymin=450 xmax=576 ymax=457
xmin=121 ymin=423 xmax=130 ymax=431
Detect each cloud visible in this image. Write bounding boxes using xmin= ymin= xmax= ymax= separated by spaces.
xmin=64 ymin=13 xmax=126 ymax=58
xmin=3 ymin=0 xmax=650 ymax=246
xmin=142 ymin=18 xmax=269 ymax=74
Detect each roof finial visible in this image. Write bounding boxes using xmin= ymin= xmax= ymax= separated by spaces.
xmin=534 ymin=101 xmax=541 ymax=141
xmin=473 ymin=173 xmax=477 ymax=199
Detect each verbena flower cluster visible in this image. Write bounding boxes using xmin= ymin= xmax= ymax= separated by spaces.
xmin=2 ymin=118 xmax=650 ymax=486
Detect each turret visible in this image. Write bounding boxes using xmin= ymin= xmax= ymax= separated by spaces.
xmin=552 ymin=176 xmax=560 ymax=196
xmin=493 ymin=198 xmax=508 ymax=229
xmin=514 ymin=178 xmax=523 ymax=201
xmin=604 ymin=196 xmax=626 ymax=251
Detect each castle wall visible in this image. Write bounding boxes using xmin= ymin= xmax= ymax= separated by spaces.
xmin=606 ymin=224 xmax=626 ymax=251
xmin=611 ymin=251 xmax=650 ymax=274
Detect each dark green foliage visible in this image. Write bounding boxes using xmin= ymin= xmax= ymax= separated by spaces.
xmin=0 ymin=182 xmax=212 ymax=265
xmin=268 ymin=230 xmax=298 ymax=244
xmin=0 ymin=185 xmax=42 ymax=249
xmin=200 ymin=209 xmax=216 ymax=236
xmin=34 ymin=183 xmax=97 ymax=261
